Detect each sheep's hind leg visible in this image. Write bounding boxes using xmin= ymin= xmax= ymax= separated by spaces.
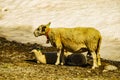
xmin=60 ymin=48 xmax=65 ymax=65
xmin=97 ymin=53 xmax=101 ymax=66
xmin=91 ymin=51 xmax=98 ymax=69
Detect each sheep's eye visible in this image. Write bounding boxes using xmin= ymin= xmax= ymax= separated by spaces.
xmin=42 ymin=26 xmax=46 ymax=32
xmin=37 ymin=28 xmax=39 ymax=31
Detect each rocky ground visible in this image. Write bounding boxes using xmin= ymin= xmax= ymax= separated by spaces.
xmin=0 ymin=37 xmax=120 ymax=80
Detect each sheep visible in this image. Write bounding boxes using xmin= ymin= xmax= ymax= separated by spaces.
xmin=31 ymin=49 xmax=87 ymax=66
xmin=33 ymin=22 xmax=102 ymax=69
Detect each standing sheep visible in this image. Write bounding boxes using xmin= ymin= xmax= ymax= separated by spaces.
xmin=33 ymin=22 xmax=102 ymax=69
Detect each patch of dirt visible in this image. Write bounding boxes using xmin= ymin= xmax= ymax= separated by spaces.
xmin=0 ymin=37 xmax=120 ymax=80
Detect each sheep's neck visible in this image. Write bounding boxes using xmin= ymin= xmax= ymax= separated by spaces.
xmin=45 ymin=28 xmax=50 ymax=43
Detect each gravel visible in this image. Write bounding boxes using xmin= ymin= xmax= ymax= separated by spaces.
xmin=0 ymin=37 xmax=120 ymax=80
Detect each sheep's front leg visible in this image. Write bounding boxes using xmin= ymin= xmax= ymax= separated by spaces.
xmin=55 ymin=38 xmax=62 ymax=65
xmin=55 ymin=49 xmax=61 ymax=65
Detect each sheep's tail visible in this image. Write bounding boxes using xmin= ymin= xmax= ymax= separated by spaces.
xmin=96 ymin=36 xmax=102 ymax=54
xmin=96 ymin=35 xmax=102 ymax=66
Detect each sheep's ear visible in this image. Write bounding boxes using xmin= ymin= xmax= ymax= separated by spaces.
xmin=46 ymin=22 xmax=51 ymax=27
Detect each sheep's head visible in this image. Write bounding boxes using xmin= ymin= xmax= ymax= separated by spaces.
xmin=31 ymin=49 xmax=42 ymax=55
xmin=33 ymin=22 xmax=51 ymax=37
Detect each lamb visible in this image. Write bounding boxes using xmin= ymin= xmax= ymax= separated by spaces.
xmin=31 ymin=49 xmax=87 ymax=66
xmin=33 ymin=22 xmax=102 ymax=69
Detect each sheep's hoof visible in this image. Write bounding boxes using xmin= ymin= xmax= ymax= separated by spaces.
xmin=60 ymin=62 xmax=64 ymax=65
xmin=92 ymin=66 xmax=95 ymax=69
xmin=92 ymin=65 xmax=98 ymax=69
xmin=98 ymin=62 xmax=101 ymax=66
xmin=37 ymin=61 xmax=40 ymax=63
xmin=55 ymin=62 xmax=59 ymax=65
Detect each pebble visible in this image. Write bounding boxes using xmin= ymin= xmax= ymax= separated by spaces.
xmin=103 ymin=65 xmax=118 ymax=72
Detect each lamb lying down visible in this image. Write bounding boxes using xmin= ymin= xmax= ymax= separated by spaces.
xmin=31 ymin=49 xmax=87 ymax=66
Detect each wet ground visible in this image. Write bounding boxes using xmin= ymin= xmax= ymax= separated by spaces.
xmin=0 ymin=37 xmax=120 ymax=80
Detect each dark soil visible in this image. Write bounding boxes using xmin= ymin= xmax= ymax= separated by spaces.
xmin=0 ymin=37 xmax=120 ymax=80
